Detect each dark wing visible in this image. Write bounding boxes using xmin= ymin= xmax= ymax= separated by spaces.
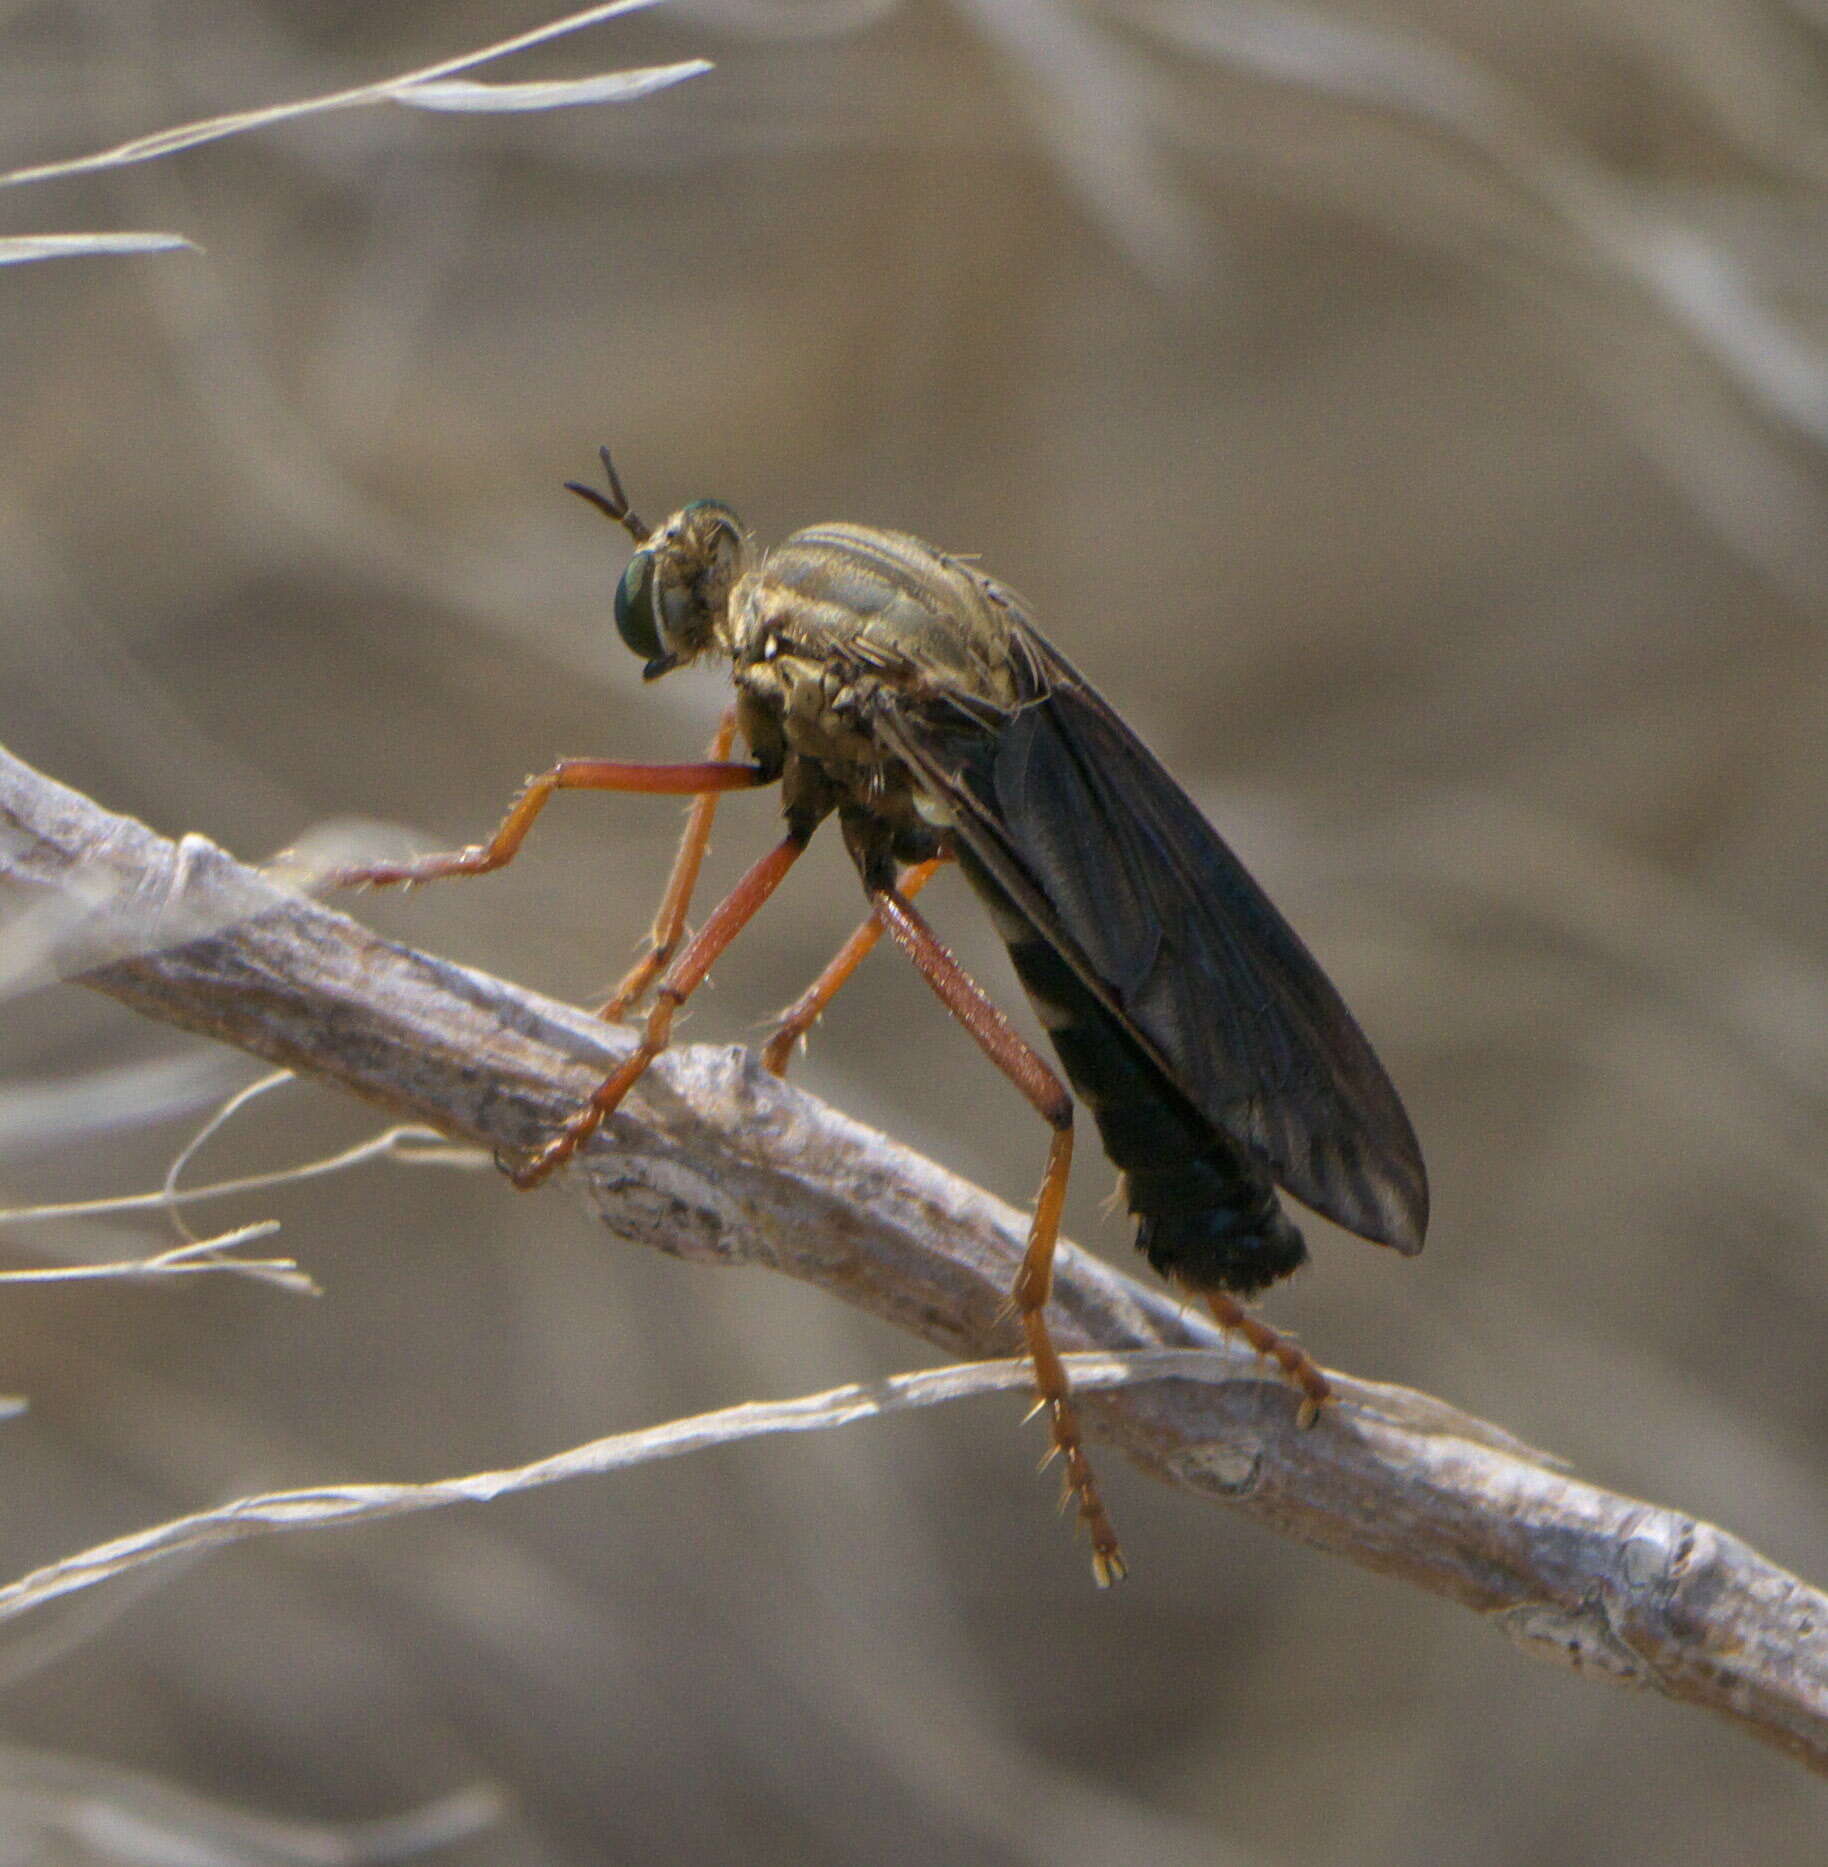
xmin=878 ymin=625 xmax=1428 ymax=1255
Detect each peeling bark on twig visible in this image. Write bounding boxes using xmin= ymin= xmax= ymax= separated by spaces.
xmin=3 ymin=741 xmax=1824 ymax=1776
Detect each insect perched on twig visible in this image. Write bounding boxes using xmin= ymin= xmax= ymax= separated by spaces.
xmin=333 ymin=447 xmax=1428 ymax=1584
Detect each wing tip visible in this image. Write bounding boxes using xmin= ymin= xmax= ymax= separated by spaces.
xmin=1374 ymin=1168 xmax=1429 ymax=1257
xmin=1299 ymin=1131 xmax=1428 ymax=1258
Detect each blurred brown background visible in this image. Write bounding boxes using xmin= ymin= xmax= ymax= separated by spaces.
xmin=2 ymin=1 xmax=1825 ymax=1860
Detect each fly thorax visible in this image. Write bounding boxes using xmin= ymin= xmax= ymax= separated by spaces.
xmin=733 ymin=644 xmax=883 ymax=766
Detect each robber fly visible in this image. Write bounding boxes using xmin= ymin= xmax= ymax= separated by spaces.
xmin=334 ymin=449 xmax=1428 ymax=1584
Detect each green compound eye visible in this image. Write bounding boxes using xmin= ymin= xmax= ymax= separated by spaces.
xmin=613 ymin=551 xmax=662 ymax=662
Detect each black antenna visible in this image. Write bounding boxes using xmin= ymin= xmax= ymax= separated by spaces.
xmin=564 ymin=443 xmax=648 ymax=543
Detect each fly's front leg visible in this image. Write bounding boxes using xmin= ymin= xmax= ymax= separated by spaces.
xmin=869 ymin=881 xmax=1125 ymax=1586
xmin=599 ymin=707 xmax=743 ymax=1021
xmin=328 ymin=749 xmax=766 ymax=893
xmin=505 ymin=830 xmax=809 ymax=1189
xmin=761 ymin=854 xmax=947 ymax=1076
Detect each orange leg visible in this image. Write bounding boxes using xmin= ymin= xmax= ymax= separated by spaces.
xmin=505 ymin=832 xmax=808 ymax=1189
xmin=870 ymin=881 xmax=1125 ymax=1587
xmin=1203 ymin=1292 xmax=1331 ymax=1426
xmin=328 ymin=749 xmax=766 ymax=892
xmin=761 ymin=854 xmax=947 ymax=1076
xmin=599 ymin=708 xmax=743 ymax=1021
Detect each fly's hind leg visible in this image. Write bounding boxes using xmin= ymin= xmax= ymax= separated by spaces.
xmin=1201 ymin=1292 xmax=1332 ymax=1427
xmin=869 ymin=879 xmax=1125 ymax=1586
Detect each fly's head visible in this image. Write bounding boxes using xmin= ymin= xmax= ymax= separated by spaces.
xmin=567 ymin=449 xmax=748 ymax=681
xmin=613 ymin=500 xmax=748 ymax=680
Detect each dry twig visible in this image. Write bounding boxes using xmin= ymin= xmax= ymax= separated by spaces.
xmin=2 ymin=740 xmax=1824 ymax=1776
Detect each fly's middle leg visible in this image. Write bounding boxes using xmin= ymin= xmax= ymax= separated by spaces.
xmin=505 ymin=830 xmax=807 ymax=1189
xmin=762 ymin=855 xmax=946 ymax=1076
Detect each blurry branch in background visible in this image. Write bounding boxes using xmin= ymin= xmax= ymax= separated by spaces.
xmin=1115 ymin=0 xmax=1828 ymax=610
xmin=2 ymin=739 xmax=1825 ymax=1779
xmin=0 ymin=1078 xmax=479 ymax=1289
xmin=0 ymin=0 xmax=705 ymax=194
xmin=0 ymin=1746 xmax=503 ymax=1867
xmin=0 ymin=231 xmax=196 ymax=266
xmin=0 ymin=1350 xmax=1406 ymax=1612
xmin=0 ymin=1035 xmax=477 ymax=1295
xmin=0 ymin=0 xmax=721 ymax=732
xmin=0 ymin=0 xmax=707 ymax=271
xmin=1130 ymin=0 xmax=1828 ymax=432
xmin=899 ymin=0 xmax=1828 ymax=613
xmin=0 ymin=1220 xmax=313 ymax=1294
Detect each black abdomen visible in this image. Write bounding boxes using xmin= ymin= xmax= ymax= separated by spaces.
xmin=956 ymin=854 xmax=1308 ymax=1300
